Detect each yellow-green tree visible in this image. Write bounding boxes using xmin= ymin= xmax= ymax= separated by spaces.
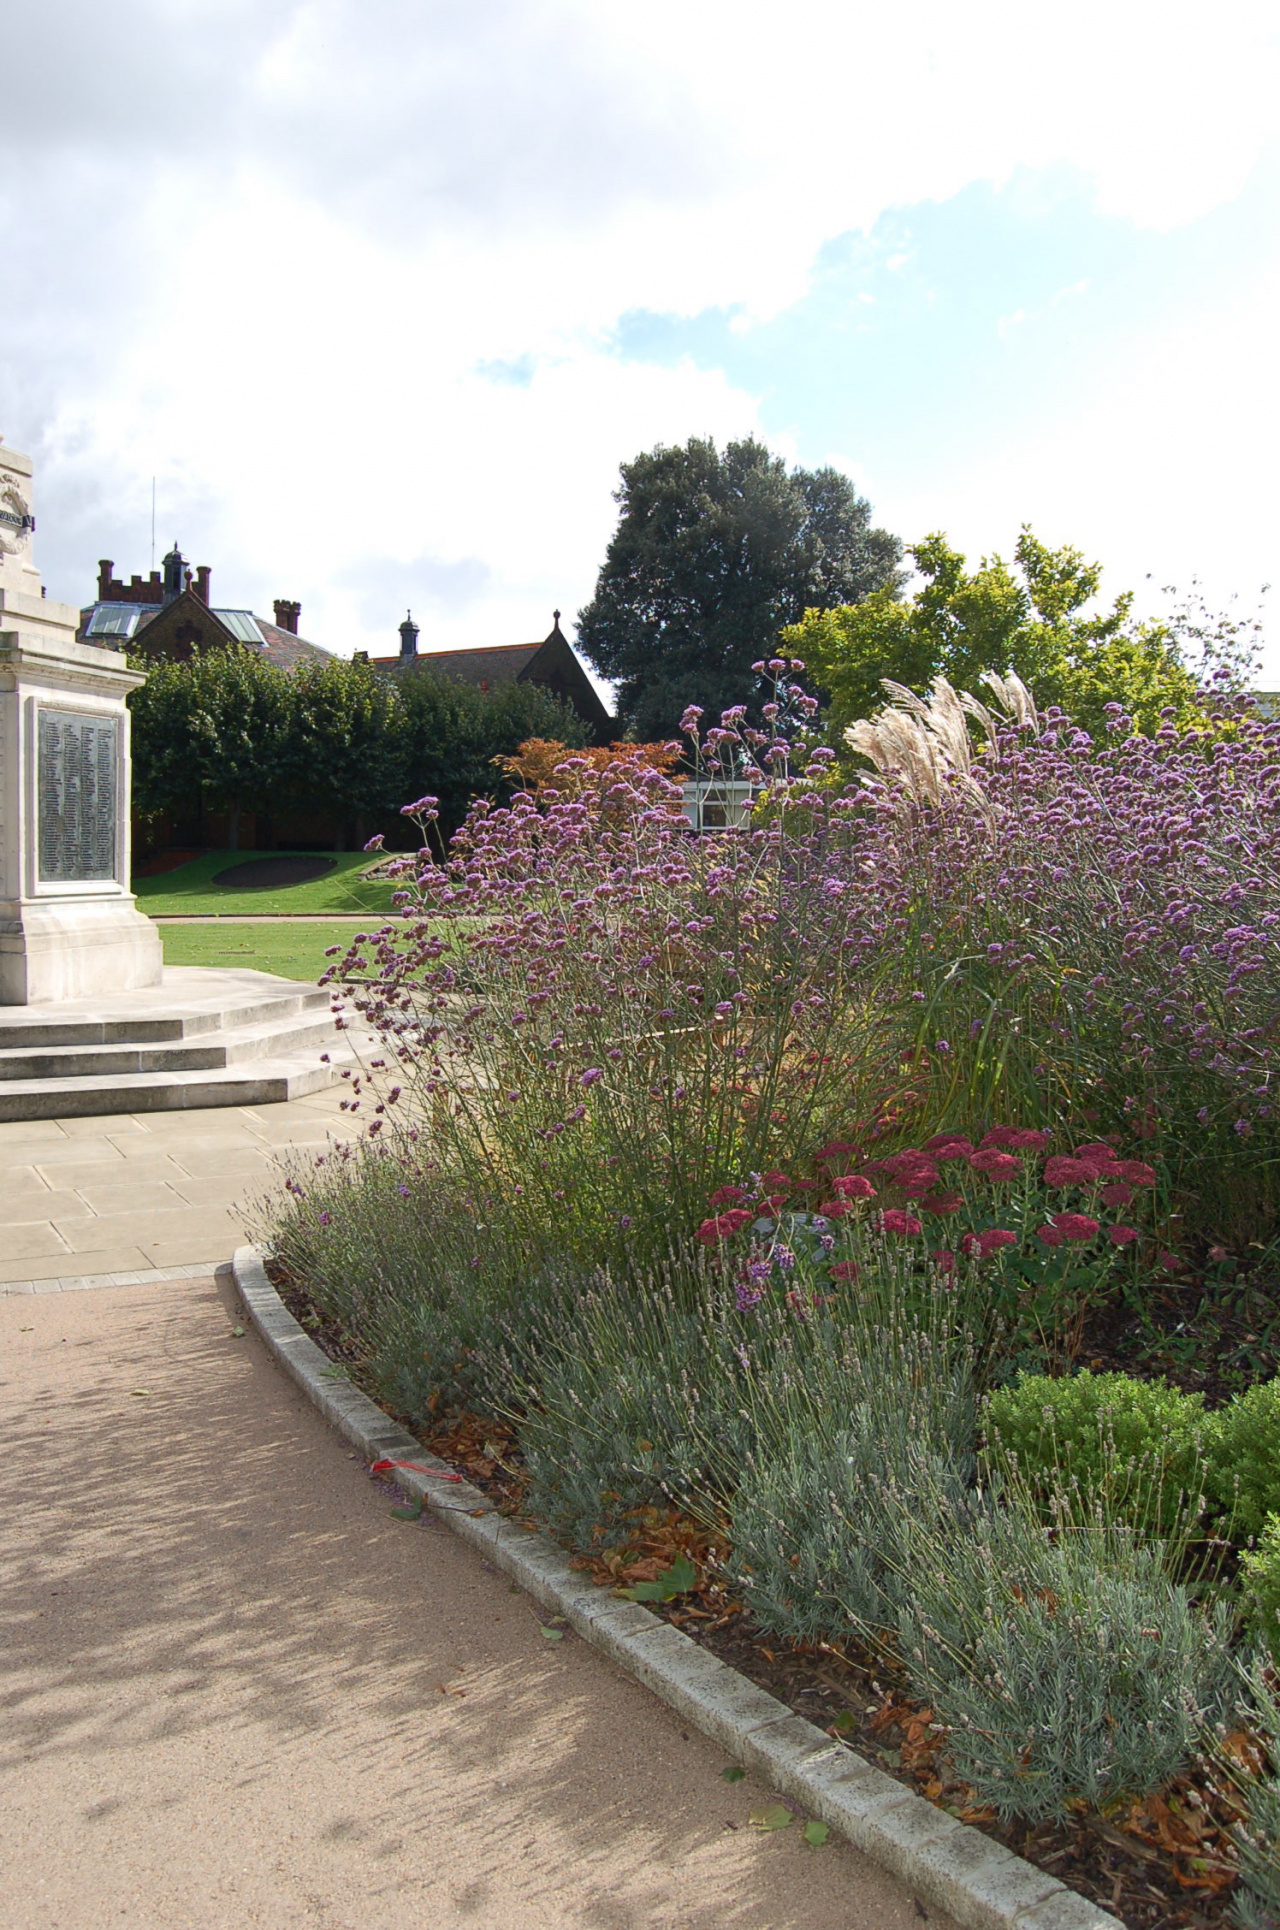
xmin=785 ymin=528 xmax=1201 ymax=738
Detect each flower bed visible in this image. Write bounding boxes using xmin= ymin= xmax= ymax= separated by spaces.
xmin=266 ymin=668 xmax=1280 ymax=1926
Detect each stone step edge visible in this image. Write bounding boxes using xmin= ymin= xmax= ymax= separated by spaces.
xmin=231 ymin=1244 xmax=1121 ymax=1930
xmin=0 ymin=1055 xmax=353 ymax=1119
xmin=0 ymin=1031 xmax=373 ymax=1094
xmin=0 ymin=1009 xmax=344 ymax=1076
xmin=0 ymin=987 xmax=331 ymax=1051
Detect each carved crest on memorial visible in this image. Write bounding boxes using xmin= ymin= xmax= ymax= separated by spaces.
xmin=0 ymin=476 xmax=34 ymax=559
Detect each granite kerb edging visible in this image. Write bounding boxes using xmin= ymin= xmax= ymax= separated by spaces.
xmin=230 ymin=1243 xmax=1122 ymax=1930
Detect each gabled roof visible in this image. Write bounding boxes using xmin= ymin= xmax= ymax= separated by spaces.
xmin=365 ymin=619 xmax=614 ymax=741
xmin=367 ymin=640 xmax=541 ymax=682
xmin=247 ymin=616 xmax=331 ymax=671
xmin=81 ymin=590 xmax=333 ymax=669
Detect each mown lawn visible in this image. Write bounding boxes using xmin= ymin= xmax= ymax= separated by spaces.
xmin=158 ymin=921 xmax=362 ymax=982
xmin=135 ymin=849 xmax=403 ymax=917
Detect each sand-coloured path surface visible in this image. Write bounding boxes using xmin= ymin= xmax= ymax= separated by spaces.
xmin=0 ymin=1270 xmax=950 ymax=1930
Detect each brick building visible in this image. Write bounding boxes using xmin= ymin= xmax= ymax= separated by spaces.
xmin=80 ymin=545 xmax=329 ymax=671
xmin=365 ymin=609 xmax=613 ymax=743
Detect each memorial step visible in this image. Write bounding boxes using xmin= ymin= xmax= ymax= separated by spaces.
xmin=0 ymin=1047 xmax=367 ymax=1121
xmin=0 ymin=981 xmax=331 ymax=1051
xmin=0 ymin=966 xmax=371 ymax=1120
xmin=0 ymin=1009 xmax=340 ymax=1081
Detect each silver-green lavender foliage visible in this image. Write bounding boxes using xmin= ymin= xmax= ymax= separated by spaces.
xmin=1230 ymin=1659 xmax=1280 ymax=1929
xmin=900 ymin=1498 xmax=1234 ymax=1822
xmin=729 ymin=1314 xmax=977 ymax=1640
xmin=492 ymin=1270 xmax=763 ymax=1545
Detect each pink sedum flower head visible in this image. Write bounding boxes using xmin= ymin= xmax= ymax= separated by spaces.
xmin=707 ymin=1184 xmax=750 ymax=1207
xmin=696 ymin=1209 xmax=753 ymax=1245
xmin=832 ymin=1174 xmax=877 ymax=1199
xmin=969 ymin=1149 xmax=1023 ymax=1180
xmin=880 ymin=1208 xmax=923 ymax=1235
xmin=929 ymin=1248 xmax=956 ymax=1274
xmin=1036 ymin=1223 xmax=1065 ymax=1247
xmin=1044 ymin=1155 xmax=1104 ymax=1188
xmin=1052 ymin=1212 xmax=1101 ymax=1242
xmin=1107 ymin=1224 xmax=1140 ymax=1246
xmin=924 ymin=1133 xmax=976 ymax=1158
xmin=830 ymin=1259 xmax=859 ymax=1281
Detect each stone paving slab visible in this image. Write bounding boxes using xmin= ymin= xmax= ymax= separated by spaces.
xmin=0 ymin=1090 xmax=349 ymax=1287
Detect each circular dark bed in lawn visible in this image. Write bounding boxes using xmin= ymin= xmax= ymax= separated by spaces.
xmin=213 ymin=855 xmax=338 ymax=890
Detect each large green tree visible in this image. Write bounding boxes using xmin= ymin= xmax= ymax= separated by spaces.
xmin=786 ymin=529 xmax=1202 ymax=740
xmin=576 ymin=436 xmax=902 ymax=739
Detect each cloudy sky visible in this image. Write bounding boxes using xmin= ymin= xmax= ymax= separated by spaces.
xmin=3 ymin=0 xmax=1277 ymax=682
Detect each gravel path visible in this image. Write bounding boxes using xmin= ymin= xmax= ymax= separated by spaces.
xmin=0 ymin=1270 xmax=948 ymax=1930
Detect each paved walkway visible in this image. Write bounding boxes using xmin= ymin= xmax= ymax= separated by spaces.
xmin=0 ymin=1089 xmax=347 ymax=1288
xmin=0 ymin=1269 xmax=949 ymax=1930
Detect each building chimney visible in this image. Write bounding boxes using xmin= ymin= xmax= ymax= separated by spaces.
xmin=398 ymin=609 xmax=419 ymax=659
xmin=195 ymin=565 xmax=211 ymax=605
xmin=98 ymin=559 xmax=115 ymax=599
xmin=273 ymin=598 xmax=301 ymax=635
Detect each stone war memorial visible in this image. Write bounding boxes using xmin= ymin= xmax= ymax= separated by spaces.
xmin=0 ymin=436 xmax=367 ymax=1117
xmin=0 ymin=438 xmax=162 ymax=1003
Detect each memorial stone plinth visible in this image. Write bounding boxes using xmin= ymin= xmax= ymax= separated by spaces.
xmin=0 ymin=439 xmax=162 ymax=1003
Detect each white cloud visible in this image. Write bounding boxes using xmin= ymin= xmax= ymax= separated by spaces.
xmin=2 ymin=0 xmax=1278 ymax=671
xmin=879 ymin=257 xmax=1280 ymax=676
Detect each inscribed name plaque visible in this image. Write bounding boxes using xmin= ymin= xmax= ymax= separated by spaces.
xmin=37 ymin=708 xmax=118 ymax=883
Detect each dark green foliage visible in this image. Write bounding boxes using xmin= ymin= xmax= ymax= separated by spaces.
xmin=396 ymin=667 xmax=591 ymax=836
xmin=283 ymin=656 xmax=405 ymax=832
xmin=1204 ymin=1379 xmax=1280 ymax=1542
xmin=130 ymin=648 xmax=291 ymax=841
xmin=576 ymin=435 xmax=901 ymax=739
xmin=129 ymin=646 xmax=590 ymax=845
xmin=984 ymin=1371 xmax=1209 ymax=1536
xmin=1240 ymin=1518 xmax=1280 ymax=1661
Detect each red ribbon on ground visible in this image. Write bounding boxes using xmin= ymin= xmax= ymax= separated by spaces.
xmin=370 ymin=1458 xmax=464 ymax=1483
